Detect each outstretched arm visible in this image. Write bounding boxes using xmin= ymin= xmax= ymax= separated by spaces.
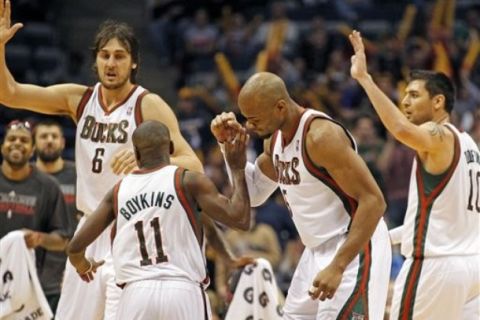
xmin=185 ymin=130 xmax=251 ymax=230
xmin=307 ymin=119 xmax=386 ymax=301
xmin=349 ymin=30 xmax=452 ymax=153
xmin=67 ymin=188 xmax=116 ymax=280
xmin=0 ymin=1 xmax=85 ymax=118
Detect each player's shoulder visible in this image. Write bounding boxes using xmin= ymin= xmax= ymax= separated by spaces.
xmin=420 ymin=121 xmax=454 ymax=137
xmin=307 ymin=117 xmax=349 ymax=146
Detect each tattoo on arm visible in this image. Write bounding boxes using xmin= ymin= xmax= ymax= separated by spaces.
xmin=428 ymin=124 xmax=445 ymax=141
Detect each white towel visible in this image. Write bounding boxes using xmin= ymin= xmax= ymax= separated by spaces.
xmin=225 ymin=258 xmax=283 ymax=320
xmin=0 ymin=230 xmax=53 ymax=320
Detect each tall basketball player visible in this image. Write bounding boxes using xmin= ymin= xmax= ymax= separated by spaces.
xmin=210 ymin=71 xmax=392 ymax=319
xmin=0 ymin=2 xmax=238 ymax=319
xmin=349 ymin=30 xmax=480 ymax=319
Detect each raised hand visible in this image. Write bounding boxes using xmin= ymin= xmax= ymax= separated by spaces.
xmin=0 ymin=0 xmax=23 ymax=45
xmin=348 ymin=30 xmax=369 ymax=81
xmin=224 ymin=127 xmax=249 ymax=170
xmin=210 ymin=112 xmax=243 ymax=143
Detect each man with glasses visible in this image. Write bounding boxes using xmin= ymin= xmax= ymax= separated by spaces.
xmin=0 ymin=120 xmax=71 ymax=307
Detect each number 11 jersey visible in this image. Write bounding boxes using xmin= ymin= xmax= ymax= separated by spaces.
xmin=111 ymin=165 xmax=207 ymax=286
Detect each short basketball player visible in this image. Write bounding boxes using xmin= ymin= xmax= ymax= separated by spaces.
xmin=67 ymin=121 xmax=250 ymax=319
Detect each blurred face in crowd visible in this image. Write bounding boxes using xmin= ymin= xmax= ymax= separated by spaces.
xmin=354 ymin=117 xmax=377 ymax=143
xmin=35 ymin=125 xmax=65 ymax=163
xmin=401 ymin=80 xmax=435 ymax=125
xmin=96 ymin=37 xmax=136 ymax=90
xmin=1 ymin=128 xmax=34 ymax=169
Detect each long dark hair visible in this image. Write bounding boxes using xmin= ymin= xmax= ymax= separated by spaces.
xmin=91 ymin=20 xmax=139 ymax=83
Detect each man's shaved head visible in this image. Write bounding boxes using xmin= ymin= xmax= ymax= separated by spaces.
xmin=237 ymin=72 xmax=293 ymax=139
xmin=238 ymin=72 xmax=290 ymax=112
xmin=132 ymin=120 xmax=171 ymax=167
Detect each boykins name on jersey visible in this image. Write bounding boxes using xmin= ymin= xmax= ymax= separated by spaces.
xmin=119 ymin=191 xmax=175 ymax=220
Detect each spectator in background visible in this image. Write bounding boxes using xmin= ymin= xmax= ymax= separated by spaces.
xmin=34 ymin=119 xmax=79 ymax=313
xmin=215 ymin=209 xmax=281 ymax=301
xmin=377 ymin=134 xmax=414 ymax=228
xmin=0 ymin=120 xmax=70 ymax=312
xmin=351 ymin=113 xmax=386 ymax=192
xmin=182 ymin=9 xmax=219 ymax=76
xmin=255 ymin=190 xmax=298 ymax=253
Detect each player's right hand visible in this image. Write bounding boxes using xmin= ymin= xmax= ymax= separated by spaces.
xmin=0 ymin=0 xmax=23 ymax=45
xmin=210 ymin=112 xmax=243 ymax=143
xmin=224 ymin=127 xmax=249 ymax=170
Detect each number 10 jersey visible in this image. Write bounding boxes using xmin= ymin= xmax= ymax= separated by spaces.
xmin=112 ymin=165 xmax=207 ymax=286
xmin=401 ymin=123 xmax=480 ymax=258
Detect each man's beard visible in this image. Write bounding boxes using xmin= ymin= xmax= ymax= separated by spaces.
xmin=100 ymin=75 xmax=130 ymax=90
xmin=5 ymin=157 xmax=30 ymax=169
xmin=37 ymin=149 xmax=62 ymax=163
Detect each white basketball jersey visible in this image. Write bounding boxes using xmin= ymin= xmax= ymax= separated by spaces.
xmin=75 ymin=83 xmax=148 ymax=215
xmin=271 ymin=109 xmax=358 ymax=248
xmin=112 ymin=165 xmax=207 ymax=286
xmin=401 ymin=124 xmax=480 ymax=258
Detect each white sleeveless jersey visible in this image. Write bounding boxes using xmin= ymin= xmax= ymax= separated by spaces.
xmin=75 ymin=83 xmax=148 ymax=215
xmin=401 ymin=124 xmax=480 ymax=258
xmin=271 ymin=109 xmax=358 ymax=248
xmin=112 ymin=165 xmax=207 ymax=285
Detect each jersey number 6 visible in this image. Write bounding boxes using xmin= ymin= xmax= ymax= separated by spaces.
xmin=92 ymin=148 xmax=105 ymax=173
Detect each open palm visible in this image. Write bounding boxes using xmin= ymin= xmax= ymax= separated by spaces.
xmin=0 ymin=0 xmax=23 ymax=45
xmin=348 ymin=30 xmax=369 ymax=81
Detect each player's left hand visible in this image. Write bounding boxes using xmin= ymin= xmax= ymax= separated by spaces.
xmin=309 ymin=263 xmax=344 ymax=301
xmin=111 ymin=149 xmax=138 ymax=175
xmin=76 ymin=257 xmax=105 ymax=283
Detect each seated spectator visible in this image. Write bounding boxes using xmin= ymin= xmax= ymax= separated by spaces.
xmin=0 ymin=120 xmax=70 ymax=313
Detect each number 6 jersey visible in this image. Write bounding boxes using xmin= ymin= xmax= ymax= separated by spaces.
xmin=401 ymin=124 xmax=480 ymax=258
xmin=75 ymin=83 xmax=148 ymax=215
xmin=111 ymin=165 xmax=207 ymax=286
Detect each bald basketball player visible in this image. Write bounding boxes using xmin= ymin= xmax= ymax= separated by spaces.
xmin=211 ymin=72 xmax=391 ymax=319
xmin=68 ymin=120 xmax=250 ymax=320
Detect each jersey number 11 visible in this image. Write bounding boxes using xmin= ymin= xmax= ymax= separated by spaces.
xmin=134 ymin=217 xmax=168 ymax=266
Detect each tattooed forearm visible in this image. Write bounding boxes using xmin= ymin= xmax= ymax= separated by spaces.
xmin=428 ymin=124 xmax=446 ymax=141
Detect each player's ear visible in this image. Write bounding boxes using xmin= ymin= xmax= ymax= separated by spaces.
xmin=169 ymin=141 xmax=174 ymax=155
xmin=134 ymin=146 xmax=141 ymax=162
